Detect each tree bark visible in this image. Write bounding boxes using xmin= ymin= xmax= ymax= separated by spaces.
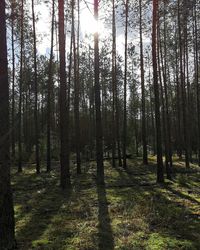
xmin=123 ymin=0 xmax=128 ymax=169
xmin=152 ymin=0 xmax=164 ymax=183
xmin=0 ymin=0 xmax=15 ymax=247
xmin=111 ymin=0 xmax=116 ymax=168
xmin=194 ymin=0 xmax=200 ymax=165
xmin=46 ymin=0 xmax=55 ymax=172
xmin=178 ymin=0 xmax=189 ymax=168
xmin=139 ymin=0 xmax=148 ymax=165
xmin=18 ymin=0 xmax=24 ymax=173
xmin=32 ymin=0 xmax=40 ymax=173
xmin=72 ymin=0 xmax=81 ymax=174
xmin=94 ymin=0 xmax=104 ymax=184
xmin=11 ymin=1 xmax=16 ymax=164
xmin=58 ymin=0 xmax=71 ymax=188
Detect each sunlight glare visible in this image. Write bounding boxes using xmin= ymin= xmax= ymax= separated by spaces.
xmin=80 ymin=8 xmax=104 ymax=35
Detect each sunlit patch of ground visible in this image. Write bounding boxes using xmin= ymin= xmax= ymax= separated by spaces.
xmin=12 ymin=157 xmax=200 ymax=249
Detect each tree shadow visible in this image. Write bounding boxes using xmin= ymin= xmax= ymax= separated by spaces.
xmin=14 ymin=172 xmax=72 ymax=249
xmin=97 ymin=183 xmax=114 ymax=250
xmin=165 ymin=185 xmax=200 ymax=206
xmin=111 ymin=163 xmax=156 ymax=188
xmin=150 ymin=188 xmax=200 ymax=248
xmin=108 ymin=163 xmax=200 ymax=248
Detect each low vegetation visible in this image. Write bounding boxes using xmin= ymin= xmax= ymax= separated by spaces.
xmin=13 ymin=158 xmax=200 ymax=250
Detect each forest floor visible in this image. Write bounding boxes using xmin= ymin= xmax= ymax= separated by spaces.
xmin=12 ymin=157 xmax=200 ymax=250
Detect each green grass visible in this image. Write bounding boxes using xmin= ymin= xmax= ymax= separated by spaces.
xmin=12 ymin=158 xmax=200 ymax=249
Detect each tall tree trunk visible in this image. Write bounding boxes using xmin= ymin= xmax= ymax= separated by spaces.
xmin=32 ymin=0 xmax=40 ymax=173
xmin=111 ymin=0 xmax=116 ymax=167
xmin=178 ymin=0 xmax=189 ymax=168
xmin=123 ymin=0 xmax=128 ymax=169
xmin=11 ymin=1 xmax=16 ymax=164
xmin=149 ymin=85 xmax=156 ymax=156
xmin=139 ymin=0 xmax=148 ymax=165
xmin=88 ymin=45 xmax=95 ymax=160
xmin=152 ymin=0 xmax=164 ymax=183
xmin=18 ymin=0 xmax=24 ymax=173
xmin=72 ymin=0 xmax=81 ymax=174
xmin=194 ymin=0 xmax=200 ymax=165
xmin=46 ymin=0 xmax=55 ymax=172
xmin=175 ymin=31 xmax=182 ymax=159
xmin=58 ymin=0 xmax=71 ymax=188
xmin=0 ymin=0 xmax=15 ymax=247
xmin=185 ymin=22 xmax=192 ymax=162
xmin=163 ymin=1 xmax=173 ymax=176
xmin=94 ymin=0 xmax=104 ymax=184
xmin=157 ymin=29 xmax=167 ymax=177
xmin=158 ymin=10 xmax=172 ymax=179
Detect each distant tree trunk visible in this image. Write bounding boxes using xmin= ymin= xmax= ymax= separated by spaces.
xmin=162 ymin=1 xmax=173 ymax=177
xmin=0 ymin=0 xmax=15 ymax=247
xmin=157 ymin=12 xmax=172 ymax=179
xmin=149 ymin=85 xmax=156 ymax=155
xmin=123 ymin=0 xmax=128 ymax=169
xmin=178 ymin=0 xmax=189 ymax=168
xmin=72 ymin=0 xmax=81 ymax=174
xmin=88 ymin=45 xmax=95 ymax=160
xmin=58 ymin=0 xmax=71 ymax=188
xmin=77 ymin=0 xmax=81 ymax=169
xmin=115 ymin=82 xmax=122 ymax=166
xmin=46 ymin=0 xmax=55 ymax=172
xmin=194 ymin=0 xmax=200 ymax=166
xmin=11 ymin=2 xmax=16 ymax=163
xmin=139 ymin=0 xmax=148 ymax=165
xmin=185 ymin=22 xmax=192 ymax=162
xmin=18 ymin=0 xmax=24 ymax=173
xmin=175 ymin=32 xmax=182 ymax=159
xmin=32 ymin=0 xmax=40 ymax=173
xmin=152 ymin=0 xmax=164 ymax=183
xmin=111 ymin=0 xmax=116 ymax=168
xmin=157 ymin=28 xmax=167 ymax=176
xmin=67 ymin=28 xmax=73 ymax=119
xmin=134 ymin=116 xmax=139 ymax=157
xmin=94 ymin=0 xmax=104 ymax=184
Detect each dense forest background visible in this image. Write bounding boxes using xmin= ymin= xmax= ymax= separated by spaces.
xmin=0 ymin=0 xmax=200 ymax=249
xmin=5 ymin=0 xmax=200 ymax=178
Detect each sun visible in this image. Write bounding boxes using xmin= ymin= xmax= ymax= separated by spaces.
xmin=80 ymin=7 xmax=104 ymax=35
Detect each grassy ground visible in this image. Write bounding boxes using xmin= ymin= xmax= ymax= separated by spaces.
xmin=12 ymin=157 xmax=200 ymax=250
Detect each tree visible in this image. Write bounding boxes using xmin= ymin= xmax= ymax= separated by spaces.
xmin=111 ymin=0 xmax=116 ymax=168
xmin=58 ymin=0 xmax=71 ymax=188
xmin=159 ymin=0 xmax=173 ymax=178
xmin=11 ymin=0 xmax=16 ymax=164
xmin=46 ymin=0 xmax=55 ymax=172
xmin=123 ymin=0 xmax=128 ymax=169
xmin=94 ymin=0 xmax=104 ymax=184
xmin=177 ymin=0 xmax=189 ymax=168
xmin=32 ymin=0 xmax=40 ymax=173
xmin=0 ymin=0 xmax=15 ymax=248
xmin=18 ymin=0 xmax=24 ymax=173
xmin=139 ymin=0 xmax=148 ymax=165
xmin=72 ymin=0 xmax=81 ymax=174
xmin=152 ymin=0 xmax=164 ymax=183
xmin=194 ymin=0 xmax=200 ymax=166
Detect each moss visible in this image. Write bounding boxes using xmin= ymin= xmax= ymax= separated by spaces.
xmin=147 ymin=233 xmax=195 ymax=250
xmin=12 ymin=159 xmax=200 ymax=249
xmin=32 ymin=239 xmax=51 ymax=248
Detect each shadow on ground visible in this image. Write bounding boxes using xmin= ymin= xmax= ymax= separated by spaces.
xmin=12 ymin=159 xmax=200 ymax=249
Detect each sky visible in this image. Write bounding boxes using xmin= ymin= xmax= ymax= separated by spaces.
xmin=34 ymin=0 xmax=151 ymax=59
xmin=35 ymin=0 xmax=111 ymax=55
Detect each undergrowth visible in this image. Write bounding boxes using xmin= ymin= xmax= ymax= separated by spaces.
xmin=12 ymin=157 xmax=200 ymax=249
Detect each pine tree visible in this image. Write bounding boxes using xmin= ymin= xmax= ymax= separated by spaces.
xmin=0 ymin=0 xmax=15 ymax=247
